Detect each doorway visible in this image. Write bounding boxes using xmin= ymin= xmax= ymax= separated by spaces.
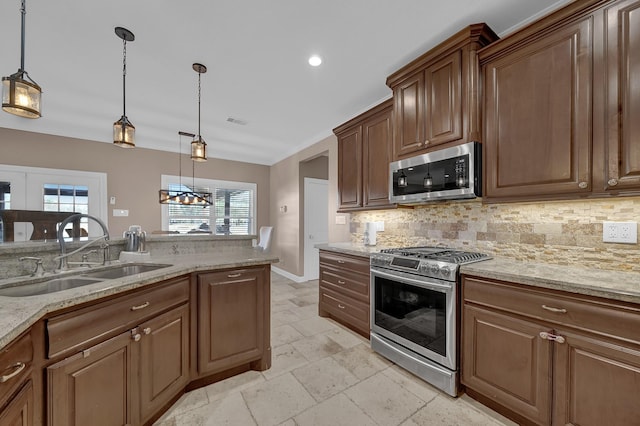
xmin=303 ymin=178 xmax=328 ymax=281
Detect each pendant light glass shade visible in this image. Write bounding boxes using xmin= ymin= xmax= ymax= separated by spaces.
xmin=2 ymin=0 xmax=42 ymax=118
xmin=191 ymin=136 xmax=207 ymax=162
xmin=113 ymin=27 xmax=135 ymax=148
xmin=113 ymin=116 xmax=135 ymax=148
xmin=2 ymin=73 xmax=41 ymax=118
xmin=191 ymin=63 xmax=208 ymax=161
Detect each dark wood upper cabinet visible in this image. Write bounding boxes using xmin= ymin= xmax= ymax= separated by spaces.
xmin=599 ymin=0 xmax=640 ymax=193
xmin=335 ymin=99 xmax=396 ymax=212
xmin=481 ymin=0 xmax=640 ymax=202
xmin=387 ymin=23 xmax=498 ymax=160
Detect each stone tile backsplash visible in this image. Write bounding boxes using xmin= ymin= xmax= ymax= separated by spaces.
xmin=351 ymin=197 xmax=640 ymax=272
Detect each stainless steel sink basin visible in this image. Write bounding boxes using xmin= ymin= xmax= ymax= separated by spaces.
xmin=0 ymin=263 xmax=173 ymax=297
xmin=81 ymin=263 xmax=172 ymax=280
xmin=0 ymin=277 xmax=105 ymax=297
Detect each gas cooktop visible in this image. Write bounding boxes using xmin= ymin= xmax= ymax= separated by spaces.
xmin=371 ymin=246 xmax=491 ymax=281
xmin=379 ymin=246 xmax=491 ymax=264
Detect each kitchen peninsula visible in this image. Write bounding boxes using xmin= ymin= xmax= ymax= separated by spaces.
xmin=0 ymin=234 xmax=278 ymax=425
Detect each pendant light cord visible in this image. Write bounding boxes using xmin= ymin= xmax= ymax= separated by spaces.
xmin=122 ymin=37 xmax=127 ymax=118
xmin=20 ymin=0 xmax=26 ymax=73
xmin=197 ymin=72 xmax=201 ymax=139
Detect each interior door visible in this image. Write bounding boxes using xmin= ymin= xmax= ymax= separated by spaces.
xmin=304 ymin=178 xmax=328 ymax=281
xmin=0 ymin=169 xmax=27 ymax=241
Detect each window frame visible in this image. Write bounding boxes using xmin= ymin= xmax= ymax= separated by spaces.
xmin=160 ymin=174 xmax=257 ymax=235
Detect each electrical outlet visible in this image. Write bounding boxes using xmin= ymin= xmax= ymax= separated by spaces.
xmin=603 ymin=221 xmax=637 ymax=244
xmin=375 ymin=221 xmax=385 ymax=232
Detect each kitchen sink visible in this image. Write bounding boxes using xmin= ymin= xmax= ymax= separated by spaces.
xmin=81 ymin=263 xmax=172 ymax=280
xmin=0 ymin=277 xmax=106 ymax=297
xmin=0 ymin=263 xmax=173 ymax=297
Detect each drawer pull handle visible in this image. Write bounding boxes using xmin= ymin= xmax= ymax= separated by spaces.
xmin=338 ymin=304 xmax=345 ymax=309
xmin=0 ymin=362 xmax=25 ymax=383
xmin=539 ymin=331 xmax=565 ymax=344
xmin=143 ymin=327 xmax=151 ymax=335
xmin=542 ymin=305 xmax=567 ymax=314
xmin=227 ymin=273 xmax=242 ymax=278
xmin=337 ymin=280 xmax=346 ymax=285
xmin=131 ymin=301 xmax=150 ymax=311
xmin=336 ymin=260 xmax=345 ymax=264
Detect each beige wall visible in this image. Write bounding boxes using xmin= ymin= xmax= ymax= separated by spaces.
xmin=352 ymin=197 xmax=640 ymax=272
xmin=0 ymin=127 xmax=270 ymax=237
xmin=270 ymin=134 xmax=350 ymax=276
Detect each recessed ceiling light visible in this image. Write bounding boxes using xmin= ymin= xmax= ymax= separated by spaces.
xmin=308 ymin=55 xmax=322 ymax=67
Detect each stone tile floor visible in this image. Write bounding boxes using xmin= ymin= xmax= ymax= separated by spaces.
xmin=154 ymin=272 xmax=517 ymax=426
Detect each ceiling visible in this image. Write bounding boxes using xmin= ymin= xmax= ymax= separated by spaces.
xmin=0 ymin=0 xmax=571 ymax=166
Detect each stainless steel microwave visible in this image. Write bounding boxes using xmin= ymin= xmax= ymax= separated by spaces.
xmin=389 ymin=141 xmax=481 ymax=204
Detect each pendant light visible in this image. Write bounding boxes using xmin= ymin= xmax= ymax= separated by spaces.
xmin=113 ymin=27 xmax=135 ymax=148
xmin=191 ymin=63 xmax=207 ymax=161
xmin=159 ymin=131 xmax=213 ymax=206
xmin=2 ymin=0 xmax=42 ymax=118
xmin=423 ymin=164 xmax=433 ymax=189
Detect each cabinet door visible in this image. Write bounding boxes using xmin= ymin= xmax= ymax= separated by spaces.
xmin=393 ymin=73 xmax=425 ymax=158
xmin=198 ymin=268 xmax=265 ymax=374
xmin=552 ymin=329 xmax=640 ymax=425
xmin=362 ymin=106 xmax=393 ymax=208
xmin=47 ymin=332 xmax=132 ymax=426
xmin=0 ymin=381 xmax=33 ymax=426
xmin=600 ymin=0 xmax=640 ymax=193
xmin=425 ymin=50 xmax=462 ymax=148
xmin=462 ymin=305 xmax=552 ymax=425
xmin=337 ymin=126 xmax=363 ymax=211
xmin=483 ymin=17 xmax=592 ymax=200
xmin=137 ymin=304 xmax=190 ymax=425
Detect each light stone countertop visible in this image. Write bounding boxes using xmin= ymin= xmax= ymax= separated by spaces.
xmin=0 ymin=247 xmax=278 ymax=351
xmin=317 ymin=242 xmax=640 ymax=305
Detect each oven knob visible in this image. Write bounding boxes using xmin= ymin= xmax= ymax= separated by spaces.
xmin=429 ymin=264 xmax=440 ymax=274
xmin=440 ymin=266 xmax=451 ymax=276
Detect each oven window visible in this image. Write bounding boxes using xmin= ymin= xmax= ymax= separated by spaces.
xmin=374 ymin=276 xmax=447 ymax=357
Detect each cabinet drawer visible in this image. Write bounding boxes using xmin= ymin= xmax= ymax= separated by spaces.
xmin=47 ymin=276 xmax=190 ymax=359
xmin=0 ymin=332 xmax=33 ymax=406
xmin=319 ymin=251 xmax=370 ymax=275
xmin=320 ymin=266 xmax=369 ymax=301
xmin=463 ymin=276 xmax=640 ymax=344
xmin=320 ymin=286 xmax=369 ymax=336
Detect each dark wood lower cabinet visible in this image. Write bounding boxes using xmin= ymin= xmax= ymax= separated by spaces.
xmin=0 ymin=380 xmax=34 ymax=426
xmin=462 ymin=275 xmax=640 ymax=426
xmin=197 ymin=266 xmax=270 ymax=375
xmin=137 ymin=304 xmax=190 ymax=425
xmin=47 ymin=331 xmax=132 ymax=426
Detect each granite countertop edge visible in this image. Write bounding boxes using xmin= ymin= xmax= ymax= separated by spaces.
xmin=0 ymin=248 xmax=278 ymax=351
xmin=317 ymin=243 xmax=640 ymax=305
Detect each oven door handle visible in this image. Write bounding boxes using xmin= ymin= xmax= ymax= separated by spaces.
xmin=371 ymin=268 xmax=453 ymax=292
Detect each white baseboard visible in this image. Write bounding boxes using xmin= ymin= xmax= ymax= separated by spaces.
xmin=271 ymin=266 xmax=308 ymax=283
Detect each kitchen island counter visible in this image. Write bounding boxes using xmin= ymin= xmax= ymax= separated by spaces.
xmin=0 ymin=247 xmax=278 ymax=351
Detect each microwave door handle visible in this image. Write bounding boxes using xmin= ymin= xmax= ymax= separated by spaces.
xmin=371 ymin=268 xmax=452 ymax=292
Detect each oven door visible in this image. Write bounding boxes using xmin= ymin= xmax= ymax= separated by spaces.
xmin=370 ymin=267 xmax=456 ymax=370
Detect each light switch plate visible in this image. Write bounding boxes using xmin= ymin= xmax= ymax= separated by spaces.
xmin=113 ymin=209 xmax=129 ymax=217
xmin=603 ymin=221 xmax=637 ymax=244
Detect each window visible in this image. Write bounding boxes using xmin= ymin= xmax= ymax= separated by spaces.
xmin=43 ymin=184 xmax=90 ymax=236
xmin=161 ymin=175 xmax=256 ymax=235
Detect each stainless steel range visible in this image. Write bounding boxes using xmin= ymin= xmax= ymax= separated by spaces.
xmin=370 ymin=246 xmax=490 ymax=396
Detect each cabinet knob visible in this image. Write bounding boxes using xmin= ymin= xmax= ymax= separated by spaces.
xmin=608 ymin=178 xmax=618 ymax=187
xmin=578 ymin=181 xmax=588 ymax=189
xmin=0 ymin=362 xmax=25 ymax=383
xmin=132 ymin=334 xmax=141 ymax=342
xmin=424 ymin=139 xmax=430 ymax=145
xmin=417 ymin=142 xmax=423 ymax=147
xmin=143 ymin=327 xmax=151 ymax=335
